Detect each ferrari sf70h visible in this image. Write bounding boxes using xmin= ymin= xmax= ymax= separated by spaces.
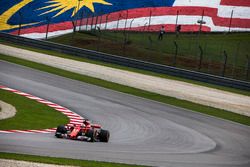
xmin=55 ymin=119 xmax=110 ymax=142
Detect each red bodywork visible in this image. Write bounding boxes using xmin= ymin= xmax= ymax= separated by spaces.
xmin=55 ymin=120 xmax=110 ymax=142
xmin=69 ymin=126 xmax=81 ymax=139
xmin=68 ymin=123 xmax=101 ymax=139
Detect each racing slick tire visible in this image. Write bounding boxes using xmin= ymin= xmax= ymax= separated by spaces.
xmin=55 ymin=125 xmax=67 ymax=138
xmin=99 ymin=129 xmax=110 ymax=142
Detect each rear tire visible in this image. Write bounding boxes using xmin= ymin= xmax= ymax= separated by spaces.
xmin=99 ymin=129 xmax=110 ymax=142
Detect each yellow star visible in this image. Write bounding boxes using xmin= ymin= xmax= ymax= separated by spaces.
xmin=83 ymin=0 xmax=111 ymax=12
xmin=38 ymin=0 xmax=112 ymax=17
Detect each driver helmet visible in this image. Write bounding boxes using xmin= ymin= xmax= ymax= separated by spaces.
xmin=83 ymin=119 xmax=88 ymax=123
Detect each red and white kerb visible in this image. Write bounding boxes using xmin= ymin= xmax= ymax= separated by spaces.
xmin=0 ymin=85 xmax=84 ymax=134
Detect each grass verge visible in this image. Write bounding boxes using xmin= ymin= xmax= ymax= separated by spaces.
xmin=50 ymin=32 xmax=250 ymax=67
xmin=49 ymin=32 xmax=250 ymax=81
xmin=0 ymin=152 xmax=144 ymax=167
xmin=0 ymin=88 xmax=69 ymax=130
xmin=1 ymin=55 xmax=249 ymax=126
xmin=0 ymin=40 xmax=249 ymax=96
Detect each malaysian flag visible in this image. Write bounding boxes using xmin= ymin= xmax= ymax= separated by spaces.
xmin=0 ymin=0 xmax=249 ymax=39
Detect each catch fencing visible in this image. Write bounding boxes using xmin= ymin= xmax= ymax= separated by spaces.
xmin=0 ymin=32 xmax=249 ymax=91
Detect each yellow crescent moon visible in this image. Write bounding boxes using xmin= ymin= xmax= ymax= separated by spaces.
xmin=0 ymin=0 xmax=36 ymax=31
xmin=0 ymin=0 xmax=112 ymax=31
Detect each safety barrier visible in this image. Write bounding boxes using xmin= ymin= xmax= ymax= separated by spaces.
xmin=0 ymin=32 xmax=249 ymax=91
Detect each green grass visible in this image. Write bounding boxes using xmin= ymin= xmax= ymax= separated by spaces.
xmin=0 ymin=152 xmax=144 ymax=167
xmin=1 ymin=55 xmax=249 ymax=126
xmin=0 ymin=41 xmax=249 ymax=96
xmin=0 ymin=88 xmax=69 ymax=130
xmin=49 ymin=31 xmax=250 ymax=81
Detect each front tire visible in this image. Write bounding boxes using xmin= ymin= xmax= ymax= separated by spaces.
xmin=55 ymin=125 xmax=67 ymax=138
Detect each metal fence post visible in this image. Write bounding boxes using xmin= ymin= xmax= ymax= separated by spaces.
xmin=45 ymin=17 xmax=50 ymax=39
xmin=222 ymin=50 xmax=228 ymax=77
xmin=72 ymin=0 xmax=79 ymax=33
xmin=72 ymin=4 xmax=77 ymax=34
xmin=86 ymin=14 xmax=89 ymax=31
xmin=196 ymin=10 xmax=205 ymax=45
xmin=76 ymin=0 xmax=82 ymax=31
xmin=79 ymin=10 xmax=84 ymax=31
xmin=127 ymin=19 xmax=134 ymax=41
xmin=124 ymin=10 xmax=128 ymax=32
xmin=246 ymin=55 xmax=250 ymax=80
xmin=148 ymin=9 xmax=152 ymax=32
xmin=71 ymin=18 xmax=76 ymax=40
xmin=198 ymin=45 xmax=203 ymax=71
xmin=116 ymin=13 xmax=121 ymax=31
xmin=198 ymin=10 xmax=205 ymax=35
xmin=94 ymin=15 xmax=98 ymax=30
xmin=97 ymin=27 xmax=101 ymax=51
xmin=175 ymin=10 xmax=179 ymax=37
xmin=90 ymin=14 xmax=94 ymax=30
xmin=105 ymin=13 xmax=109 ymax=30
xmin=18 ymin=11 xmax=22 ymax=36
xmin=72 ymin=19 xmax=76 ymax=33
xmin=129 ymin=19 xmax=134 ymax=30
xmin=173 ymin=41 xmax=178 ymax=66
xmin=228 ymin=10 xmax=234 ymax=33
xmin=123 ymin=10 xmax=129 ymax=47
xmin=99 ymin=12 xmax=103 ymax=29
xmin=196 ymin=10 xmax=205 ymax=59
xmin=143 ymin=22 xmax=148 ymax=32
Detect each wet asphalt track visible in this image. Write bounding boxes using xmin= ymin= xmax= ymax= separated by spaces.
xmin=0 ymin=61 xmax=250 ymax=167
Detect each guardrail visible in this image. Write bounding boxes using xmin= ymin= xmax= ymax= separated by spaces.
xmin=1 ymin=32 xmax=250 ymax=91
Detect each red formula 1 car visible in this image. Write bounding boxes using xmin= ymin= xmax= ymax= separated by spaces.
xmin=55 ymin=119 xmax=110 ymax=142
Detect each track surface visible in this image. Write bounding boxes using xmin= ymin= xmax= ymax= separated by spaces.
xmin=0 ymin=61 xmax=250 ymax=167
